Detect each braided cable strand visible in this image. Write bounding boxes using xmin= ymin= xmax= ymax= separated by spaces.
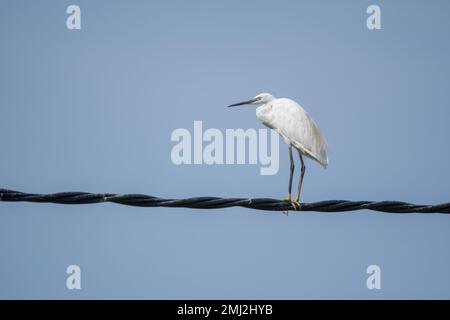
xmin=1 ymin=188 xmax=450 ymax=213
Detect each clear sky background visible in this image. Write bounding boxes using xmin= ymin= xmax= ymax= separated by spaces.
xmin=1 ymin=0 xmax=450 ymax=299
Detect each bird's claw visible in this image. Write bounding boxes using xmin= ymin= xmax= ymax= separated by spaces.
xmin=282 ymin=197 xmax=302 ymax=214
xmin=290 ymin=200 xmax=301 ymax=211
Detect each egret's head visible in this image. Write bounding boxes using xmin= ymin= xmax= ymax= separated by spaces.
xmin=227 ymin=93 xmax=275 ymax=107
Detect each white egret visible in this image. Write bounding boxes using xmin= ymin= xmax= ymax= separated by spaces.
xmin=228 ymin=93 xmax=328 ymax=207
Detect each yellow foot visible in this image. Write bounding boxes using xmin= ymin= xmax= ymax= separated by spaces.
xmin=282 ymin=197 xmax=301 ymax=213
xmin=283 ymin=192 xmax=292 ymax=202
xmin=291 ymin=200 xmax=301 ymax=211
xmin=282 ymin=196 xmax=291 ymax=215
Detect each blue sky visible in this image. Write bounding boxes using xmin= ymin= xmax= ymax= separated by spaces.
xmin=1 ymin=0 xmax=450 ymax=299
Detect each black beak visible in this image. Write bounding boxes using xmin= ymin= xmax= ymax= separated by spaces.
xmin=227 ymin=98 xmax=258 ymax=108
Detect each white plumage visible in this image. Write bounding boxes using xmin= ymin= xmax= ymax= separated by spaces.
xmin=256 ymin=96 xmax=328 ymax=168
xmin=228 ymin=93 xmax=328 ymax=205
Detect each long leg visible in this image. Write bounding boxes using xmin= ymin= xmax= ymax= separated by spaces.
xmin=285 ymin=146 xmax=295 ymax=201
xmin=295 ymin=151 xmax=306 ymax=203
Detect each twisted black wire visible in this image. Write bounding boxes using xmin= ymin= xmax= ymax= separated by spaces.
xmin=1 ymin=188 xmax=450 ymax=214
